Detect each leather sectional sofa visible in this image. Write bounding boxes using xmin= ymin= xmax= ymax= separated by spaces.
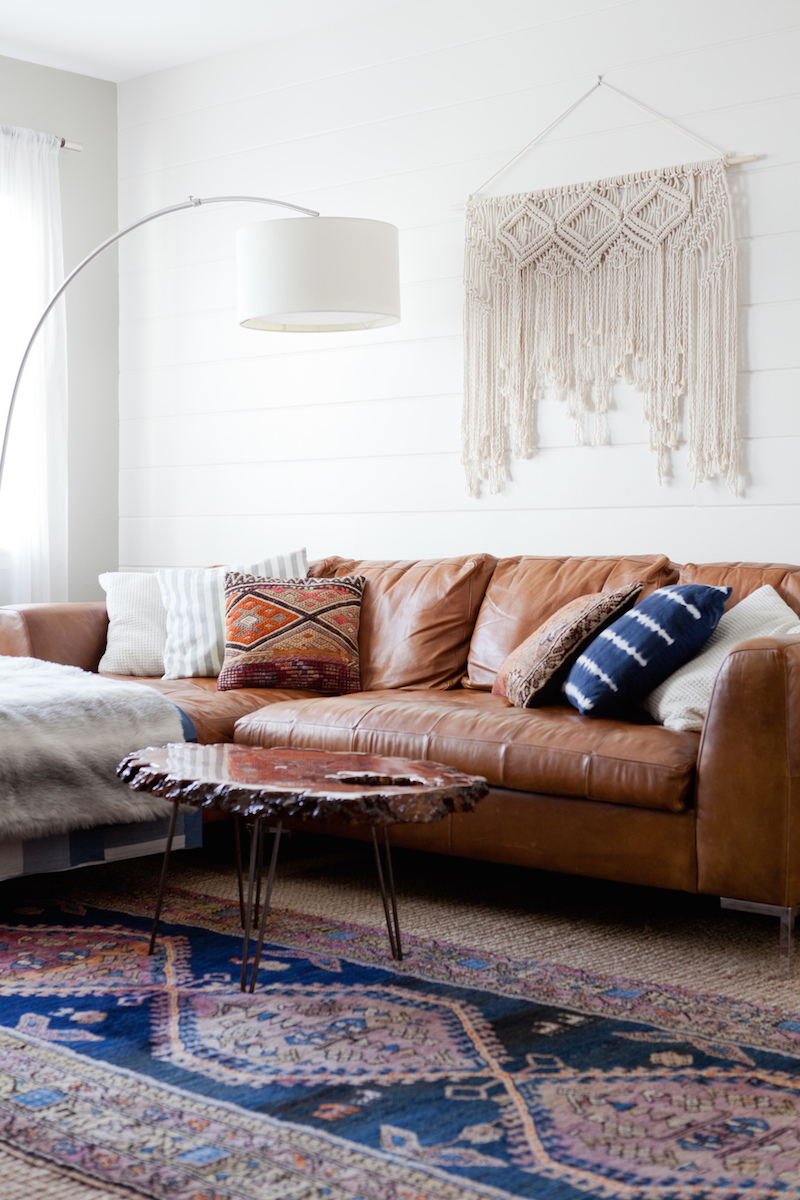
xmin=2 ymin=552 xmax=799 ymax=957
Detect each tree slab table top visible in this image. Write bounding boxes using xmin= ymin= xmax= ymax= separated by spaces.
xmin=117 ymin=742 xmax=489 ymax=827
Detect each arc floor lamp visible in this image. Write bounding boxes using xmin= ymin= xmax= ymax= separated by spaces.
xmin=0 ymin=194 xmax=401 ymax=494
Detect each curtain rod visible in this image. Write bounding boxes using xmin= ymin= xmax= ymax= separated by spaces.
xmin=0 ymin=129 xmax=82 ymax=151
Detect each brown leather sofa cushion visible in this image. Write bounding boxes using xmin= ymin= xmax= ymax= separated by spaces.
xmin=102 ymin=675 xmax=321 ymax=744
xmin=679 ymin=561 xmax=800 ymax=617
xmin=308 ymin=554 xmax=497 ymax=690
xmin=234 ymin=688 xmax=699 ymax=813
xmin=464 ymin=554 xmax=679 ymax=690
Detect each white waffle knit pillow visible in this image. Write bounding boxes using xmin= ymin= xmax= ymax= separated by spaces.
xmin=157 ymin=548 xmax=308 ymax=679
xmin=644 ymin=585 xmax=800 ymax=732
xmin=98 ymin=571 xmax=167 ymax=677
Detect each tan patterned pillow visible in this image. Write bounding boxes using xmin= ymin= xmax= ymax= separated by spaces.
xmin=493 ymin=582 xmax=644 ymax=708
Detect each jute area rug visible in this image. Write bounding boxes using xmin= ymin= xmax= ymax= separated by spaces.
xmin=170 ymin=829 xmax=796 ymax=1008
xmin=0 ymin=831 xmax=797 ymax=1199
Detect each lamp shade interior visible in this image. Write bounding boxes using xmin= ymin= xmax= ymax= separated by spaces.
xmin=236 ymin=215 xmax=401 ymax=332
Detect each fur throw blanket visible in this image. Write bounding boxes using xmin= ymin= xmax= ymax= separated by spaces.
xmin=0 ymin=657 xmax=186 ymax=841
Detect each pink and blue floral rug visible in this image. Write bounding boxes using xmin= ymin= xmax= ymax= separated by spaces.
xmin=0 ymin=881 xmax=799 ymax=1198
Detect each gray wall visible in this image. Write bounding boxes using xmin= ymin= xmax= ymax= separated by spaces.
xmin=0 ymin=53 xmax=118 ymax=599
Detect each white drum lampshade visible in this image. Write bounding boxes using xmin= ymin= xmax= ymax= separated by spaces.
xmin=236 ymin=216 xmax=400 ymax=332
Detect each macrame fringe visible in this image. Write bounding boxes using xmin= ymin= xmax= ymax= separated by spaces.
xmin=462 ymin=158 xmax=738 ymax=496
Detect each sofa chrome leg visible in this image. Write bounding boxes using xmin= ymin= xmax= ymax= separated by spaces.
xmin=780 ymin=907 xmax=796 ymax=976
xmin=721 ymin=897 xmax=800 ymax=978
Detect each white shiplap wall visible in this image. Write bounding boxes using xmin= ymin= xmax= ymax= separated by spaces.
xmin=116 ymin=0 xmax=800 ymax=569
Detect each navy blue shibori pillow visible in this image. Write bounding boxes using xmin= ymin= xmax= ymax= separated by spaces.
xmin=563 ymin=583 xmax=731 ymax=717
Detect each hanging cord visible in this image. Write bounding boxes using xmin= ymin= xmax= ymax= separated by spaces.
xmin=468 ymin=79 xmax=601 ymax=200
xmin=597 ymin=79 xmax=742 ymax=161
xmin=462 ymin=76 xmax=757 ymax=203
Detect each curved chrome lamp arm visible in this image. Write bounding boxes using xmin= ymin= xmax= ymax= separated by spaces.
xmin=0 ymin=193 xmax=319 ymax=494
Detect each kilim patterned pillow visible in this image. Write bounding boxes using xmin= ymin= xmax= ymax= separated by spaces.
xmin=493 ymin=582 xmax=644 ymax=708
xmin=217 ymin=573 xmax=365 ymax=695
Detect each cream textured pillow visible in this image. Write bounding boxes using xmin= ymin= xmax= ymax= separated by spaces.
xmin=643 ymin=585 xmax=800 ymax=732
xmin=98 ymin=571 xmax=167 ymax=677
xmin=157 ymin=549 xmax=308 ymax=679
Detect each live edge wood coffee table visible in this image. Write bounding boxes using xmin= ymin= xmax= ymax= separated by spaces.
xmin=118 ymin=743 xmax=488 ymax=992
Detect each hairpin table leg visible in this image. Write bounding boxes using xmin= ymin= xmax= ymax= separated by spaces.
xmin=240 ymin=818 xmax=263 ymax=992
xmin=371 ymin=826 xmax=402 ymax=961
xmin=248 ymin=820 xmax=283 ymax=993
xmin=233 ymin=814 xmax=246 ymax=928
xmin=383 ymin=827 xmax=402 ymax=961
xmin=253 ymin=821 xmax=265 ymax=928
xmin=148 ymin=799 xmax=180 ymax=956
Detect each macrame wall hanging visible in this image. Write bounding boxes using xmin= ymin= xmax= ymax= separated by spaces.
xmin=461 ymin=79 xmax=752 ymax=498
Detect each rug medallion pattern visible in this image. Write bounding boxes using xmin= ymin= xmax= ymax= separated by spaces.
xmin=0 ymin=883 xmax=798 ymax=1198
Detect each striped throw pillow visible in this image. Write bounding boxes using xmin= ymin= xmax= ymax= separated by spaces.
xmin=157 ymin=549 xmax=307 ymax=679
xmin=563 ymin=583 xmax=731 ymax=716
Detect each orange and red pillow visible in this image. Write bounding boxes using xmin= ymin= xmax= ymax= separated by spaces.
xmin=217 ymin=573 xmax=365 ymax=695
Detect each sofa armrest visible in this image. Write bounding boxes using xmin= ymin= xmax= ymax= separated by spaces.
xmin=0 ymin=602 xmax=109 ymax=672
xmin=696 ymin=634 xmax=800 ymax=907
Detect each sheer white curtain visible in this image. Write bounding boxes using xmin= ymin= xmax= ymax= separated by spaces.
xmin=0 ymin=125 xmax=68 ymax=605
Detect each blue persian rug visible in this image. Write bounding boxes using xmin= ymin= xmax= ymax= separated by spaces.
xmin=0 ymin=881 xmax=799 ymax=1198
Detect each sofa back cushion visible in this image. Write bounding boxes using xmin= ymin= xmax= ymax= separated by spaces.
xmin=464 ymin=554 xmax=678 ymax=690
xmin=678 ymin=561 xmax=800 ymax=616
xmin=308 ymin=554 xmax=496 ymax=690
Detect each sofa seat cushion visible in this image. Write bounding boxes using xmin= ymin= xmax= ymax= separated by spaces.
xmin=101 ymin=674 xmax=320 ymax=744
xmin=234 ymin=689 xmax=699 ymax=813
